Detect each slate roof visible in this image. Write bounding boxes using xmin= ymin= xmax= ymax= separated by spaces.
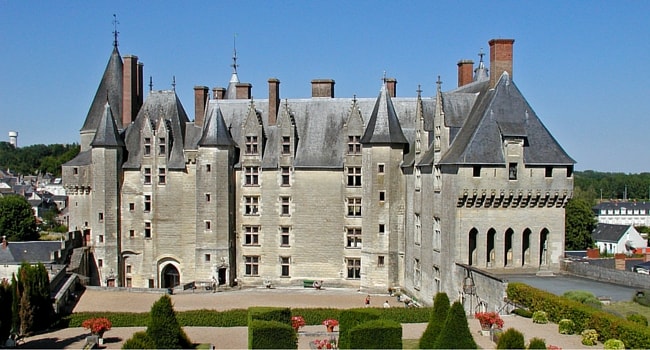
xmin=360 ymin=83 xmax=408 ymax=145
xmin=593 ymin=201 xmax=650 ymax=214
xmin=91 ymin=102 xmax=125 ymax=148
xmin=198 ymin=103 xmax=236 ymax=147
xmin=592 ymin=223 xmax=630 ymax=243
xmin=81 ymin=45 xmax=123 ymax=132
xmin=0 ymin=241 xmax=63 ymax=264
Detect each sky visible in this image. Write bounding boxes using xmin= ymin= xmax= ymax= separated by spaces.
xmin=1 ymin=1 xmax=648 ymax=173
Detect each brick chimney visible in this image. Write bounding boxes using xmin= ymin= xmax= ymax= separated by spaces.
xmin=194 ymin=86 xmax=209 ymax=127
xmin=213 ymin=87 xmax=226 ymax=100
xmin=137 ymin=62 xmax=144 ymax=107
xmin=386 ymin=78 xmax=397 ymax=97
xmin=123 ymin=55 xmax=140 ymax=127
xmin=268 ymin=78 xmax=280 ymax=126
xmin=489 ymin=39 xmax=515 ymax=88
xmin=236 ymin=83 xmax=252 ymax=99
xmin=457 ymin=59 xmax=474 ymax=87
xmin=311 ymin=79 xmax=335 ymax=98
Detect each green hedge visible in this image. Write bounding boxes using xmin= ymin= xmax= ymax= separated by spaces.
xmin=338 ymin=308 xmax=381 ymax=349
xmin=248 ymin=320 xmax=297 ymax=349
xmin=348 ymin=319 xmax=402 ymax=349
xmin=248 ymin=307 xmax=291 ymax=327
xmin=507 ymin=282 xmax=650 ymax=349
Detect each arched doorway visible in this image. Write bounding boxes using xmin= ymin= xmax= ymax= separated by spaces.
xmin=161 ymin=264 xmax=180 ymax=288
xmin=522 ymin=228 xmax=531 ymax=266
xmin=487 ymin=228 xmax=496 ymax=267
xmin=468 ymin=228 xmax=478 ymax=266
xmin=504 ymin=228 xmax=514 ymax=266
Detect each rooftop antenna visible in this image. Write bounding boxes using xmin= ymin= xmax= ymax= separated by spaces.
xmin=231 ymin=33 xmax=239 ymax=74
xmin=112 ymin=14 xmax=120 ymax=48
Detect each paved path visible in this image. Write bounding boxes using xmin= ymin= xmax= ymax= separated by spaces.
xmin=20 ymin=287 xmax=592 ymax=349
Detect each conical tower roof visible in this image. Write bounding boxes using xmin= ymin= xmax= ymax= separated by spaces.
xmin=91 ymin=102 xmax=125 ymax=147
xmin=81 ymin=45 xmax=123 ymax=132
xmin=360 ymin=81 xmax=407 ymax=145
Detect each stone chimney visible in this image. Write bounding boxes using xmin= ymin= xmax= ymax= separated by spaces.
xmin=457 ymin=59 xmax=474 ymax=87
xmin=311 ymin=79 xmax=335 ymax=98
xmin=236 ymin=83 xmax=252 ymax=99
xmin=386 ymin=78 xmax=397 ymax=97
xmin=194 ymin=86 xmax=209 ymax=127
xmin=489 ymin=39 xmax=515 ymax=88
xmin=123 ymin=55 xmax=140 ymax=126
xmin=213 ymin=87 xmax=226 ymax=100
xmin=268 ymin=78 xmax=280 ymax=126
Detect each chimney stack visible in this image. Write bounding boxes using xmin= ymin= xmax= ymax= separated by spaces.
xmin=268 ymin=78 xmax=280 ymax=126
xmin=123 ymin=55 xmax=140 ymax=126
xmin=385 ymin=78 xmax=397 ymax=97
xmin=194 ymin=86 xmax=209 ymax=127
xmin=489 ymin=39 xmax=515 ymax=88
xmin=457 ymin=59 xmax=474 ymax=87
xmin=137 ymin=62 xmax=144 ymax=107
xmin=213 ymin=87 xmax=226 ymax=100
xmin=311 ymin=79 xmax=335 ymax=98
xmin=236 ymin=83 xmax=252 ymax=99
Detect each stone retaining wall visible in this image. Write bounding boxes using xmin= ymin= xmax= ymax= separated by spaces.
xmin=561 ymin=260 xmax=650 ymax=289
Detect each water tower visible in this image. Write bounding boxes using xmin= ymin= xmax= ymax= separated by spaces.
xmin=8 ymin=131 xmax=18 ymax=148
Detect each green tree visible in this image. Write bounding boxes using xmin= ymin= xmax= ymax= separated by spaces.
xmin=0 ymin=195 xmax=39 ymax=241
xmin=146 ymin=295 xmax=192 ymax=349
xmin=14 ymin=262 xmax=53 ymax=335
xmin=565 ymin=198 xmax=596 ymax=250
xmin=0 ymin=279 xmax=12 ymax=343
xmin=433 ymin=301 xmax=477 ymax=349
xmin=419 ymin=292 xmax=450 ymax=349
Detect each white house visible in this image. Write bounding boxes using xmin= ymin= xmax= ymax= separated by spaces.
xmin=592 ymin=223 xmax=648 ymax=255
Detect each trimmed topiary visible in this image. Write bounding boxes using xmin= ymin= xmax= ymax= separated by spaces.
xmin=122 ymin=331 xmax=155 ymax=349
xmin=496 ymin=328 xmax=525 ymax=349
xmin=146 ymin=295 xmax=192 ymax=349
xmin=603 ymin=339 xmax=625 ymax=349
xmin=249 ymin=319 xmax=297 ymax=349
xmin=348 ymin=319 xmax=402 ymax=349
xmin=338 ymin=308 xmax=380 ymax=349
xmin=581 ymin=329 xmax=598 ymax=346
xmin=418 ymin=292 xmax=450 ymax=349
xmin=558 ymin=318 xmax=575 ymax=335
xmin=532 ymin=310 xmax=548 ymax=324
xmin=527 ymin=337 xmax=546 ymax=349
xmin=511 ymin=308 xmax=533 ymax=318
xmin=626 ymin=313 xmax=648 ymax=326
xmin=433 ymin=301 xmax=477 ymax=349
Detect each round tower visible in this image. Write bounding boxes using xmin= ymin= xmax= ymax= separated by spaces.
xmin=8 ymin=131 xmax=18 ymax=148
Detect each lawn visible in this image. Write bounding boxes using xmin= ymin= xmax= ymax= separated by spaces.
xmin=603 ymin=300 xmax=650 ymax=320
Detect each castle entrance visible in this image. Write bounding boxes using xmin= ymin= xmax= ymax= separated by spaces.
xmin=161 ymin=264 xmax=180 ymax=288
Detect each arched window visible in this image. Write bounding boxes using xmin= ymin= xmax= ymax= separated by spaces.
xmin=487 ymin=228 xmax=496 ymax=267
xmin=522 ymin=228 xmax=531 ymax=266
xmin=540 ymin=228 xmax=549 ymax=265
xmin=468 ymin=228 xmax=478 ymax=265
xmin=505 ymin=228 xmax=514 ymax=266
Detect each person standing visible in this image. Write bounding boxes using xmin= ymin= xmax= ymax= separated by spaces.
xmin=383 ymin=300 xmax=390 ymax=308
xmin=364 ymin=295 xmax=371 ymax=307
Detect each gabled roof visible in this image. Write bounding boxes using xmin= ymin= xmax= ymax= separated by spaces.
xmin=439 ymin=72 xmax=575 ymax=166
xmin=593 ymin=201 xmax=650 ymax=213
xmin=198 ymin=103 xmax=236 ymax=147
xmin=592 ymin=223 xmax=631 ymax=243
xmin=0 ymin=241 xmax=63 ymax=264
xmin=91 ymin=102 xmax=125 ymax=148
xmin=81 ymin=46 xmax=123 ymax=132
xmin=360 ymin=83 xmax=408 ymax=145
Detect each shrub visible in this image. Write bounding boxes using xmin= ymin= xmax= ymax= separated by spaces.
xmin=511 ymin=308 xmax=532 ymax=318
xmin=626 ymin=313 xmax=648 ymax=326
xmin=496 ymin=328 xmax=525 ymax=349
xmin=348 ymin=319 xmax=402 ymax=349
xmin=633 ymin=290 xmax=650 ymax=307
xmin=558 ymin=319 xmax=575 ymax=335
xmin=338 ymin=308 xmax=380 ymax=349
xmin=418 ymin=292 xmax=449 ymax=349
xmin=248 ymin=307 xmax=291 ymax=326
xmin=248 ymin=319 xmax=297 ymax=349
xmin=562 ymin=290 xmax=602 ymax=309
xmin=581 ymin=329 xmax=598 ymax=346
xmin=603 ymin=339 xmax=625 ymax=349
xmin=122 ymin=331 xmax=155 ymax=349
xmin=527 ymin=337 xmax=546 ymax=349
xmin=147 ymin=295 xmax=192 ymax=349
xmin=532 ymin=311 xmax=548 ymax=324
xmin=433 ymin=301 xmax=477 ymax=349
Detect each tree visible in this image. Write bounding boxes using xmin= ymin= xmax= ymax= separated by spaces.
xmin=0 ymin=279 xmax=12 ymax=343
xmin=565 ymin=198 xmax=596 ymax=250
xmin=14 ymin=262 xmax=53 ymax=335
xmin=0 ymin=195 xmax=39 ymax=241
xmin=433 ymin=301 xmax=477 ymax=349
xmin=419 ymin=292 xmax=450 ymax=349
xmin=146 ymin=295 xmax=192 ymax=349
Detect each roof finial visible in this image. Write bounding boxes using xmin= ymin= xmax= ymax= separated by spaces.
xmin=231 ymin=33 xmax=239 ymax=74
xmin=382 ymin=71 xmax=387 ymax=84
xmin=112 ymin=14 xmax=119 ymax=48
xmin=478 ymin=48 xmax=485 ymax=63
xmin=416 ymin=84 xmax=422 ymax=97
xmin=353 ymin=94 xmax=357 ymax=103
xmin=436 ymin=75 xmax=443 ymax=88
xmin=172 ymin=76 xmax=176 ymax=91
xmin=149 ymin=76 xmax=153 ymax=92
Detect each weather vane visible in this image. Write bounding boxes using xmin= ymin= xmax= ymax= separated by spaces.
xmin=112 ymin=14 xmax=120 ymax=48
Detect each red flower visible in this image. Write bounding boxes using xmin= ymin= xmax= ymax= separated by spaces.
xmin=291 ymin=315 xmax=306 ymax=330
xmin=81 ymin=317 xmax=112 ymax=335
xmin=474 ymin=312 xmax=504 ymax=329
xmin=322 ymin=319 xmax=339 ymax=327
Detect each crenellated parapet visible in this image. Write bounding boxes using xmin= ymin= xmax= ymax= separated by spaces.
xmin=457 ymin=188 xmax=571 ymax=208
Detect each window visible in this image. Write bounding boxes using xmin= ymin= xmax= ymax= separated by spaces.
xmin=415 ymin=129 xmax=421 ymax=154
xmin=281 ymin=167 xmax=291 ymax=186
xmin=144 ymin=167 xmax=151 ymax=184
xmin=206 ymin=164 xmax=211 ymax=172
xmin=379 ymin=191 xmax=385 ymax=202
xmin=347 ymin=135 xmax=361 ymax=154
xmin=159 ymin=137 xmax=166 ymax=155
xmin=129 ymin=229 xmax=135 ymax=238
xmin=509 ymin=162 xmax=517 ymax=180
xmin=205 ymin=193 xmax=211 ymax=202
xmin=144 ymin=222 xmax=151 ymax=238
xmin=98 ymin=212 xmax=104 ymax=222
xmin=245 ymin=256 xmax=260 ymax=276
xmin=346 ymin=228 xmax=362 ymax=248
xmin=346 ymin=258 xmax=361 ymax=279
xmin=144 ymin=195 xmax=151 ymax=212
xmin=347 ymin=167 xmax=362 ymax=187
xmin=126 ymin=278 xmax=132 ymax=287
xmin=98 ymin=235 xmax=104 ymax=243
xmin=433 ymin=265 xmax=441 ymax=294
xmin=245 ymin=166 xmax=259 ymax=186
xmin=126 ymin=265 xmax=132 ymax=273
xmin=280 ymin=226 xmax=290 ymax=246
xmin=244 ymin=196 xmax=259 ymax=215
xmin=415 ymin=167 xmax=421 ymax=191
xmin=281 ymin=196 xmax=291 ymax=216
xmin=129 ymin=203 xmax=135 ymax=211
xmin=98 ymin=259 xmax=103 ymax=268
xmin=414 ymin=258 xmax=421 ymax=289
xmin=281 ymin=256 xmax=290 ymax=277
xmin=244 ymin=225 xmax=260 ymax=245
xmin=73 ymin=167 xmax=78 ymax=175
xmin=144 ymin=137 xmax=151 ymax=156
xmin=347 ymin=197 xmax=362 ymax=217
xmin=205 ymin=254 xmax=211 ymax=262
xmin=433 ymin=217 xmax=441 ymax=252
xmin=282 ymin=136 xmax=291 ymax=155
xmin=158 ymin=168 xmax=166 ymax=184
xmin=473 ymin=166 xmax=481 ymax=177
xmin=148 ymin=279 xmax=154 ymax=288
xmin=434 ymin=166 xmax=441 ymax=191
xmin=379 ymin=224 xmax=385 ymax=234
xmin=415 ymin=214 xmax=421 ymax=245
xmin=545 ymin=167 xmax=553 ymax=178
xmin=378 ymin=256 xmax=385 ymax=267
xmin=378 ymin=164 xmax=385 ymax=173
xmin=245 ymin=136 xmax=259 ymax=155
xmin=205 ymin=221 xmax=211 ymax=230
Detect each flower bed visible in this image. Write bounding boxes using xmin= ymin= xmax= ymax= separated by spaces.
xmin=475 ymin=312 xmax=504 ymax=330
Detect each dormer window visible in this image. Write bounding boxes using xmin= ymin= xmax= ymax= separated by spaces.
xmin=347 ymin=135 xmax=361 ymax=154
xmin=509 ymin=163 xmax=517 ymax=180
xmin=159 ymin=137 xmax=166 ymax=156
xmin=144 ymin=137 xmax=151 ymax=156
xmin=245 ymin=136 xmax=259 ymax=155
xmin=282 ymin=136 xmax=291 ymax=155
xmin=545 ymin=167 xmax=553 ymax=178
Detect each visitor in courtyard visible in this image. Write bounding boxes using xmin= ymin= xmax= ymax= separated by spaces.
xmin=364 ymin=295 xmax=370 ymax=307
xmin=383 ymin=300 xmax=390 ymax=308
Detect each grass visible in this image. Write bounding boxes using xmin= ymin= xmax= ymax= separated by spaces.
xmin=603 ymin=300 xmax=650 ymax=320
xmin=402 ymin=338 xmax=419 ymax=349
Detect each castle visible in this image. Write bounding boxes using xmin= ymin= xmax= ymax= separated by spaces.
xmin=63 ymin=37 xmax=574 ymax=309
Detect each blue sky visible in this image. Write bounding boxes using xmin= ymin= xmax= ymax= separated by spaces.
xmin=1 ymin=1 xmax=648 ymax=173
